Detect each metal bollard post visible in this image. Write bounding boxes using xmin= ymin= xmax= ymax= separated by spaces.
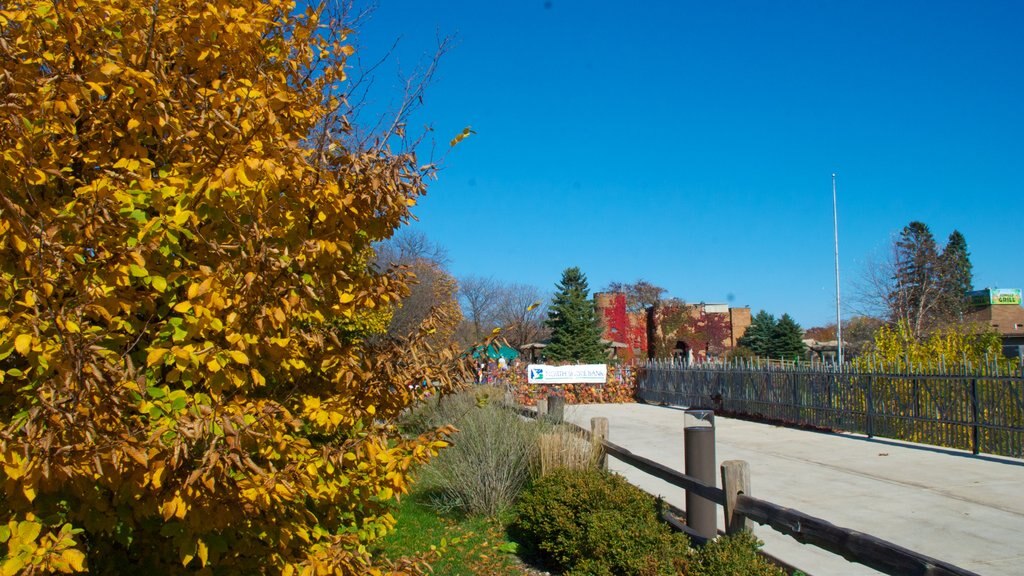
xmin=684 ymin=410 xmax=717 ymax=541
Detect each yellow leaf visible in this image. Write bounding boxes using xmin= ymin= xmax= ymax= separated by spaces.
xmin=197 ymin=539 xmax=209 ymax=567
xmin=228 ymin=350 xmax=249 ymax=365
xmin=127 ymin=118 xmax=141 ymax=130
xmin=26 ymin=168 xmax=46 ymax=185
xmin=61 ymin=549 xmax=86 ymax=572
xmin=173 ymin=302 xmax=191 ymax=313
xmin=23 ymin=484 xmax=35 ymax=502
xmin=151 ymin=276 xmax=167 ymax=292
xmin=14 ymin=334 xmax=32 ymax=355
xmin=147 ymin=348 xmax=168 ymax=367
xmin=339 ymin=293 xmax=355 ymax=304
xmin=207 ymin=358 xmax=222 ymax=373
xmin=100 ymin=62 xmax=121 ymax=76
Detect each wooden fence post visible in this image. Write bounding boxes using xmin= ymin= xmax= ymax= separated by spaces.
xmin=548 ymin=395 xmax=565 ymax=424
xmin=591 ymin=417 xmax=609 ymax=470
xmin=720 ymin=460 xmax=751 ymax=534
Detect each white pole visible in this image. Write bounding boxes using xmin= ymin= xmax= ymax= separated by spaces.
xmin=832 ymin=173 xmax=843 ymax=366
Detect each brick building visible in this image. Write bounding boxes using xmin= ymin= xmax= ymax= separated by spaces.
xmin=595 ymin=292 xmax=750 ymax=362
xmin=964 ymin=288 xmax=1024 ymax=358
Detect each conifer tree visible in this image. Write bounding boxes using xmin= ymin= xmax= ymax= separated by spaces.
xmin=544 ymin=267 xmax=608 ymax=363
xmin=737 ymin=310 xmax=776 ymax=357
xmin=771 ymin=314 xmax=807 ymax=360
xmin=939 ymin=230 xmax=973 ymax=320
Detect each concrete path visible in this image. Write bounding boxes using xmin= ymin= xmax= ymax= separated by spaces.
xmin=562 ymin=403 xmax=1024 ymax=576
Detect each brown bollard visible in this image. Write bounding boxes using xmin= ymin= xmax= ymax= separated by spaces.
xmin=684 ymin=410 xmax=717 ymax=541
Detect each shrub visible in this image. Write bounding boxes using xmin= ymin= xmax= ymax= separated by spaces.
xmin=538 ymin=425 xmax=598 ymax=476
xmin=421 ymin=396 xmax=540 ymax=517
xmin=684 ymin=531 xmax=787 ymax=576
xmin=399 ymin=386 xmax=506 ymax=437
xmin=512 ymin=468 xmax=689 ymax=575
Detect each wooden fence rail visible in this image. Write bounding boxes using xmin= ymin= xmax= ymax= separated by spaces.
xmin=524 ymin=402 xmax=981 ymax=576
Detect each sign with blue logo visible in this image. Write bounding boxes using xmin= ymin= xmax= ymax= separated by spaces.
xmin=527 ymin=364 xmax=607 ymax=385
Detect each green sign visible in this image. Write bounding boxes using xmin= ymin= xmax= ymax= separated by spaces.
xmin=969 ymin=288 xmax=1022 ymax=306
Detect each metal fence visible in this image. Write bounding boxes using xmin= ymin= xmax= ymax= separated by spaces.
xmin=638 ymin=359 xmax=1024 ymax=458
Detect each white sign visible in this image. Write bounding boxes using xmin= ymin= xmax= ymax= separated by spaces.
xmin=527 ymin=364 xmax=607 ymax=385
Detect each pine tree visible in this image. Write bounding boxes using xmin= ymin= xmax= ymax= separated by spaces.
xmin=544 ymin=267 xmax=609 ymax=363
xmin=771 ymin=314 xmax=807 ymax=360
xmin=892 ymin=221 xmax=943 ymax=337
xmin=938 ymin=230 xmax=973 ymax=320
xmin=737 ymin=310 xmax=776 ymax=357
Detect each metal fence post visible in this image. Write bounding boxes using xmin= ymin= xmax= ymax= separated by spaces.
xmin=684 ymin=410 xmax=717 ymax=540
xmin=969 ymin=377 xmax=980 ymax=455
xmin=866 ymin=373 xmax=875 ymax=438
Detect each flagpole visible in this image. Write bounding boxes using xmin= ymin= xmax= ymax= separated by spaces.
xmin=832 ymin=173 xmax=844 ymax=366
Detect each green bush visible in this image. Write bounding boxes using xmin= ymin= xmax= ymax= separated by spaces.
xmin=512 ymin=468 xmax=690 ymax=576
xmin=684 ymin=531 xmax=787 ymax=576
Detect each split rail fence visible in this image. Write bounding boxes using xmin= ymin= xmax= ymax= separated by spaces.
xmin=523 ymin=399 xmax=980 ymax=576
xmin=638 ymin=360 xmax=1024 ymax=458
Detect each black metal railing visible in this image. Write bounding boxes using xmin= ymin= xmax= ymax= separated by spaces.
xmin=638 ymin=360 xmax=1024 ymax=458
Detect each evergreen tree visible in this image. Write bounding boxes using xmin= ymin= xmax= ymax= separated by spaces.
xmin=737 ymin=310 xmax=776 ymax=357
xmin=938 ymin=230 xmax=973 ymax=320
xmin=544 ymin=267 xmax=608 ymax=363
xmin=771 ymin=314 xmax=807 ymax=360
xmin=892 ymin=221 xmax=943 ymax=337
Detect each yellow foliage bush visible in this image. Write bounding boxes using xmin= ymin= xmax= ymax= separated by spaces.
xmin=854 ymin=320 xmax=1009 ymax=372
xmin=0 ymin=1 xmax=462 ymax=573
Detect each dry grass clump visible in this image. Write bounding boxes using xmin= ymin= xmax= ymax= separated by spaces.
xmin=538 ymin=425 xmax=600 ymax=477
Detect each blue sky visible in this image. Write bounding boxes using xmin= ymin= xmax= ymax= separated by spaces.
xmin=352 ymin=0 xmax=1023 ymax=328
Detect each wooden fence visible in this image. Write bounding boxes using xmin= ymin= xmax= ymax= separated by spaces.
xmin=638 ymin=360 xmax=1024 ymax=458
xmin=524 ymin=400 xmax=980 ymax=576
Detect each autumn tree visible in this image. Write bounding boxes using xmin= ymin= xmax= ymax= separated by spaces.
xmin=375 ymin=232 xmax=460 ymax=346
xmin=0 ymin=1 xmax=460 ymax=574
xmin=494 ymin=283 xmax=549 ymax=349
xmin=545 ymin=268 xmax=607 ymax=363
xmin=804 ymin=324 xmax=838 ymax=342
xmin=843 ymin=316 xmax=885 ymax=358
xmin=603 ymin=279 xmax=666 ymax=313
xmin=457 ymin=275 xmax=501 ymax=345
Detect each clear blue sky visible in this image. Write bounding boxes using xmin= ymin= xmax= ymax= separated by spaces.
xmin=351 ymin=0 xmax=1023 ymax=328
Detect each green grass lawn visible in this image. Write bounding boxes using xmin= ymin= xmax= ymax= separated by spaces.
xmin=378 ymin=486 xmax=528 ymax=576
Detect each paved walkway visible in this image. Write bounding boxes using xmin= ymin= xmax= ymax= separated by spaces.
xmin=562 ymin=403 xmax=1024 ymax=576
